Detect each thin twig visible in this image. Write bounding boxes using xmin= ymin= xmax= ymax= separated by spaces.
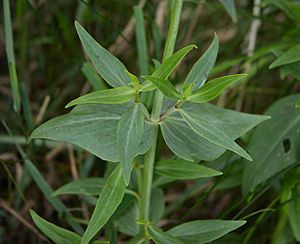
xmin=35 ymin=95 xmax=51 ymax=124
xmin=109 ymin=0 xmax=147 ymax=55
xmin=0 ymin=199 xmax=48 ymax=241
xmin=235 ymin=0 xmax=262 ymax=111
xmin=68 ymin=144 xmax=79 ymax=181
xmin=183 ymin=0 xmax=206 ymax=45
xmin=67 ymin=144 xmax=89 ymax=221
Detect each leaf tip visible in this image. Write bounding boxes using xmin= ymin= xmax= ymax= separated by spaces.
xmin=213 ymin=32 xmax=219 ymax=42
xmin=65 ymin=102 xmax=73 ymax=108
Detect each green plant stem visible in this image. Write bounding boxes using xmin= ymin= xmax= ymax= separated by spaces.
xmin=139 ymin=0 xmax=183 ymax=239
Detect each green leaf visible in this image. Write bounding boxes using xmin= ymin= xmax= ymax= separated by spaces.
xmin=81 ymin=165 xmax=126 ymax=244
xmin=30 ymin=104 xmax=153 ymax=163
xmin=186 ymin=74 xmax=246 ymax=103
xmin=65 ymin=86 xmax=135 ymax=108
xmin=75 ymin=21 xmax=131 ymax=87
xmin=243 ymin=95 xmax=300 ymax=194
xmin=4 ymin=0 xmax=20 ymax=112
xmin=270 ymin=44 xmax=300 ymax=68
xmin=148 ymin=225 xmax=184 ymax=244
xmin=141 ymin=45 xmax=196 ymax=91
xmin=15 ymin=145 xmax=81 ymax=232
xmin=219 ymin=0 xmax=237 ymax=22
xmin=184 ymin=34 xmax=219 ymax=90
xmin=288 ymin=185 xmax=300 ymax=241
xmin=167 ymin=220 xmax=246 ymax=243
xmin=142 ymin=76 xmax=181 ymax=100
xmin=117 ymin=104 xmax=145 ymax=185
xmin=155 ymin=160 xmax=222 ymax=180
xmin=30 ymin=210 xmax=81 ymax=244
xmin=161 ymin=109 xmax=226 ymax=162
xmin=115 ymin=202 xmax=139 ymax=236
xmin=150 ymin=188 xmax=165 ymax=224
xmin=264 ymin=0 xmax=300 ymax=23
xmin=280 ymin=61 xmax=300 ymax=80
xmin=161 ymin=102 xmax=269 ymax=162
xmin=180 ymin=106 xmax=252 ymax=161
xmin=81 ymin=62 xmax=106 ymax=91
xmin=134 ymin=5 xmax=149 ymax=75
xmin=178 ymin=102 xmax=269 ymax=161
xmin=296 ymin=95 xmax=300 ymax=108
xmin=53 ymin=178 xmax=105 ymax=196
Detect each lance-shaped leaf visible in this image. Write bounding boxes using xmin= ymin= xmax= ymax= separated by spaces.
xmin=142 ymin=76 xmax=181 ymax=100
xmin=75 ymin=21 xmax=131 ymax=87
xmin=288 ymin=185 xmax=300 ymax=241
xmin=243 ymin=95 xmax=300 ymax=194
xmin=117 ymin=104 xmax=145 ymax=185
xmin=270 ymin=44 xmax=300 ymax=68
xmin=219 ymin=0 xmax=237 ymax=22
xmin=184 ymin=34 xmax=219 ymax=90
xmin=180 ymin=108 xmax=252 ymax=161
xmin=178 ymin=102 xmax=270 ymax=161
xmin=66 ymin=86 xmax=135 ymax=107
xmin=167 ymin=220 xmax=246 ymax=243
xmin=141 ymin=45 xmax=196 ymax=92
xmin=161 ymin=109 xmax=226 ymax=162
xmin=155 ymin=160 xmax=222 ymax=180
xmin=264 ymin=0 xmax=300 ymax=23
xmin=29 ymin=104 xmax=153 ymax=162
xmin=30 ymin=210 xmax=81 ymax=244
xmin=186 ymin=74 xmax=246 ymax=103
xmin=148 ymin=225 xmax=184 ymax=244
xmin=81 ymin=165 xmax=126 ymax=244
xmin=53 ymin=178 xmax=105 ymax=196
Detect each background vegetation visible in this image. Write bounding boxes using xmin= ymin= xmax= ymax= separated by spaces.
xmin=1 ymin=0 xmax=300 ymax=243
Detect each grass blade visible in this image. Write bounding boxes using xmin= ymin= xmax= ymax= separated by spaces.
xmin=3 ymin=0 xmax=20 ymax=112
xmin=134 ymin=5 xmax=149 ymax=75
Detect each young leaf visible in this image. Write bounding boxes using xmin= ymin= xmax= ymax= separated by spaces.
xmin=142 ymin=76 xmax=181 ymax=100
xmin=81 ymin=165 xmax=126 ymax=244
xmin=148 ymin=225 xmax=184 ymax=244
xmin=153 ymin=44 xmax=196 ymax=79
xmin=155 ymin=159 xmax=222 ymax=180
xmin=117 ymin=104 xmax=145 ymax=185
xmin=184 ymin=34 xmax=219 ymax=90
xmin=167 ymin=220 xmax=246 ymax=243
xmin=65 ymin=86 xmax=135 ymax=108
xmin=141 ymin=45 xmax=196 ymax=91
xmin=219 ymin=0 xmax=237 ymax=22
xmin=30 ymin=210 xmax=81 ymax=244
xmin=30 ymin=104 xmax=153 ymax=163
xmin=186 ymin=74 xmax=246 ymax=103
xmin=53 ymin=178 xmax=105 ymax=196
xmin=243 ymin=95 xmax=300 ymax=194
xmin=269 ymin=44 xmax=300 ymax=68
xmin=75 ymin=21 xmax=131 ymax=87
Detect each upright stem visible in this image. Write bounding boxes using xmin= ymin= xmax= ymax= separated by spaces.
xmin=139 ymin=0 xmax=183 ymax=238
